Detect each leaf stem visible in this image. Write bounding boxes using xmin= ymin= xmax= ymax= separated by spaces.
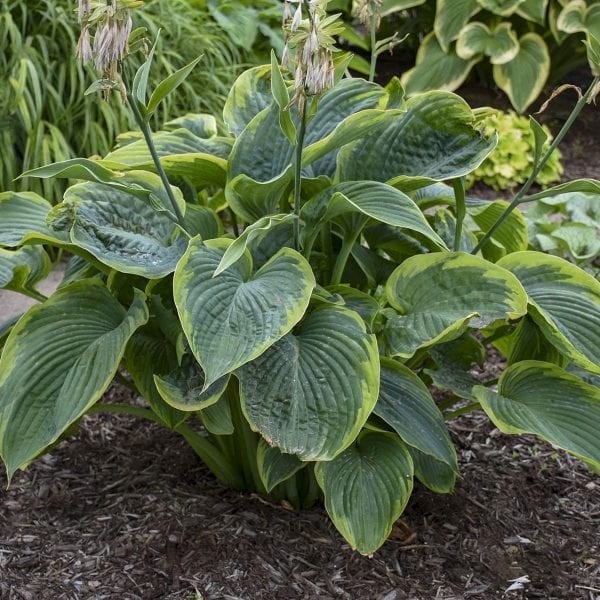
xmin=20 ymin=288 xmax=48 ymax=303
xmin=127 ymin=94 xmax=189 ymax=235
xmin=452 ymin=177 xmax=466 ymax=252
xmin=330 ymin=229 xmax=361 ymax=285
xmin=471 ymin=75 xmax=600 ymax=255
xmin=369 ymin=12 xmax=378 ymax=83
xmin=293 ymin=102 xmax=309 ymax=252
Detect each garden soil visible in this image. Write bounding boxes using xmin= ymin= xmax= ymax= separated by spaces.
xmin=0 ymin=82 xmax=599 ymax=600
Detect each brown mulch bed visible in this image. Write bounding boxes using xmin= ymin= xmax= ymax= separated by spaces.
xmin=1 ymin=383 xmax=599 ymax=600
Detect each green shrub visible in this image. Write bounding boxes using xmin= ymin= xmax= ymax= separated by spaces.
xmin=468 ymin=109 xmax=563 ymax=190
xmin=1 ymin=4 xmax=600 ymax=556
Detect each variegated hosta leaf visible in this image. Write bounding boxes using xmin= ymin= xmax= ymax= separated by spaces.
xmin=0 ymin=281 xmax=148 ymax=480
xmin=477 ymin=0 xmax=525 ymax=16
xmin=474 ymin=361 xmax=600 ymax=470
xmin=0 ymin=246 xmax=50 ymax=294
xmin=409 ymin=447 xmax=457 ymax=493
xmin=226 ymin=78 xmax=388 ymax=222
xmin=0 ymin=192 xmax=55 ymax=247
xmin=381 ymin=0 xmax=426 ymax=16
xmin=124 ymin=325 xmax=188 ymax=430
xmin=256 ymin=439 xmax=304 ymax=493
xmin=557 ymin=0 xmax=600 ymax=39
xmin=498 ymin=252 xmax=600 ymax=374
xmin=164 ymin=113 xmax=218 ymax=138
xmin=154 ymin=355 xmax=229 ymax=411
xmin=183 ymin=205 xmax=223 ymax=240
xmin=237 ymin=306 xmax=379 ymax=461
xmin=48 ymin=171 xmax=188 ymax=279
xmin=456 ymin=22 xmax=520 ymax=64
xmin=492 ymin=33 xmax=550 ymax=112
xmin=199 ymin=391 xmax=234 ymax=435
xmin=385 ymin=252 xmax=528 ymax=358
xmin=434 ymin=0 xmax=481 ymax=51
xmin=338 ymin=91 xmax=497 ymax=183
xmin=516 ymin=0 xmax=548 ymax=25
xmin=300 ymin=181 xmax=446 ymax=249
xmin=375 ymin=358 xmax=458 ymax=470
xmin=468 ymin=199 xmax=528 ymax=259
xmin=402 ymin=34 xmax=479 ymax=95
xmin=106 ymin=129 xmax=231 ymax=189
xmin=315 ymin=431 xmax=413 ymax=555
xmin=174 ymin=238 xmax=315 ymax=387
xmin=326 ymin=285 xmax=381 ymax=331
xmin=223 ymin=65 xmax=273 ymax=136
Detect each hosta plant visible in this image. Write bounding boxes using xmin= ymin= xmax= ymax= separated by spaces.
xmin=1 ymin=24 xmax=600 ymax=555
xmin=467 ymin=109 xmax=563 ymax=190
xmin=397 ymin=0 xmax=600 ymax=112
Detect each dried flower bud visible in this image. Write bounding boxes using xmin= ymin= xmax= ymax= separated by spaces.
xmin=353 ymin=0 xmax=383 ymax=29
xmin=282 ymin=0 xmax=342 ymax=113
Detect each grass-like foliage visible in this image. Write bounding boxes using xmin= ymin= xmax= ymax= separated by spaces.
xmin=0 ymin=0 xmax=246 ymax=203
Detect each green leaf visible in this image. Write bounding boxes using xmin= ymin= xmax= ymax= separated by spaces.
xmin=478 ymin=0 xmax=525 ymax=15
xmin=516 ymin=0 xmax=548 ymax=25
xmin=382 ymin=0 xmax=427 ymax=16
xmin=529 ymin=116 xmax=548 ymax=168
xmin=223 ymin=65 xmax=273 ymax=137
xmin=0 ymin=281 xmax=148 ymax=480
xmin=402 ymin=33 xmax=479 ymax=94
xmin=106 ymin=129 xmax=231 ymax=189
xmin=385 ymin=252 xmax=528 ymax=358
xmin=20 ymin=158 xmax=116 ymax=186
xmin=154 ymin=355 xmax=229 ymax=411
xmin=124 ymin=325 xmax=188 ymax=430
xmin=0 ymin=191 xmax=54 ymax=247
xmin=257 ymin=439 xmax=304 ymax=492
xmin=165 ymin=113 xmax=218 ymax=138
xmin=474 ymin=361 xmax=600 ymax=470
xmin=270 ymin=51 xmax=290 ymax=110
xmin=326 ymin=285 xmax=381 ymax=331
xmin=49 ymin=172 xmax=188 ymax=279
xmin=199 ymin=392 xmax=234 ymax=435
xmin=375 ymin=358 xmax=458 ymax=469
xmin=584 ymin=32 xmax=600 ymax=76
xmin=301 ymin=181 xmax=446 ymax=249
xmin=237 ymin=305 xmax=380 ymax=461
xmin=456 ymin=22 xmax=520 ymax=64
xmin=174 ymin=238 xmax=315 ymax=386
xmin=215 ymin=214 xmax=296 ymax=276
xmin=498 ymin=252 xmax=600 ymax=374
xmin=338 ymin=91 xmax=497 ymax=183
xmin=132 ymin=35 xmax=159 ymax=108
xmin=409 ymin=446 xmax=457 ymax=493
xmin=525 ymin=178 xmax=600 ymax=201
xmin=434 ymin=0 xmax=481 ymax=51
xmin=468 ymin=199 xmax=528 ymax=258
xmin=315 ymin=431 xmax=413 ymax=555
xmin=493 ymin=33 xmax=550 ymax=112
xmin=0 ymin=246 xmax=50 ymax=295
xmin=183 ymin=205 xmax=223 ymax=240
xmin=147 ymin=56 xmax=202 ymax=116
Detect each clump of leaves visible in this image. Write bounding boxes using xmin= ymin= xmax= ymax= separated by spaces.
xmin=468 ymin=109 xmax=563 ymax=191
xmin=1 ymin=13 xmax=600 ymax=557
xmin=523 ymin=191 xmax=600 ymax=273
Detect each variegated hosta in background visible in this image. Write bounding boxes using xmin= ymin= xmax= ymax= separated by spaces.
xmin=1 ymin=62 xmax=600 ymax=556
xmin=395 ymin=0 xmax=600 ymax=112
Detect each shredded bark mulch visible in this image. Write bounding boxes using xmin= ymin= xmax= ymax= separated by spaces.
xmin=1 ymin=383 xmax=599 ymax=600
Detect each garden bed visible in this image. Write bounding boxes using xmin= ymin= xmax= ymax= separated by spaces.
xmin=1 ymin=85 xmax=599 ymax=600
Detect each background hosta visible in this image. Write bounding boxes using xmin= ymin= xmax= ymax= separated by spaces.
xmin=1 ymin=56 xmax=599 ymax=555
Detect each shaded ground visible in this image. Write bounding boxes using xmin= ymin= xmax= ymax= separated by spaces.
xmin=1 ymin=386 xmax=598 ymax=600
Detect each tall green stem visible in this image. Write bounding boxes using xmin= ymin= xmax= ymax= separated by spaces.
xmin=452 ymin=177 xmax=466 ymax=252
xmin=330 ymin=229 xmax=361 ymax=285
xmin=369 ymin=11 xmax=378 ymax=82
xmin=127 ymin=94 xmax=189 ymax=235
xmin=293 ymin=103 xmax=309 ymax=252
xmin=472 ymin=76 xmax=599 ymax=255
